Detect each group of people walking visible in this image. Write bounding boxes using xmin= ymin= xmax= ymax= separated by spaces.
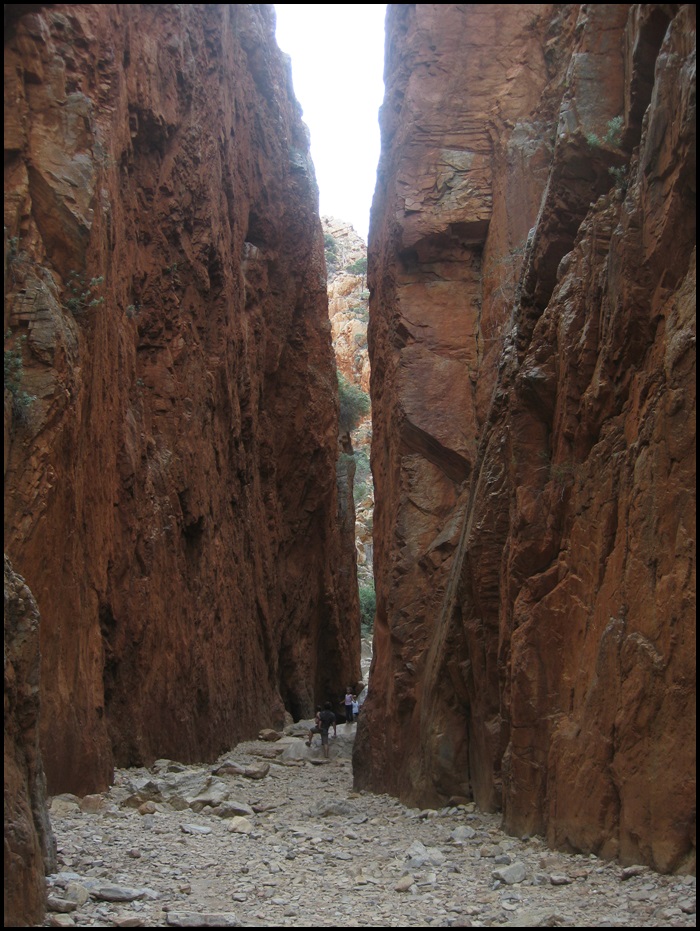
xmin=305 ymin=686 xmax=360 ymax=758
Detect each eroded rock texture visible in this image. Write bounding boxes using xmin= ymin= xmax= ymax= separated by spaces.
xmin=4 ymin=555 xmax=56 ymax=927
xmin=356 ymin=3 xmax=696 ymax=874
xmin=325 ymin=216 xmax=371 ymax=393
xmin=4 ymin=4 xmax=359 ymax=796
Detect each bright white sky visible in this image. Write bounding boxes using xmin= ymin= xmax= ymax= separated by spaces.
xmin=274 ymin=4 xmax=387 ymax=243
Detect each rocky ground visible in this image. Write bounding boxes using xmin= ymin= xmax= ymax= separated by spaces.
xmin=43 ymin=723 xmax=695 ymax=928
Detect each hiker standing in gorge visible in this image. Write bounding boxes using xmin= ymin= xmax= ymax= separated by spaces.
xmin=306 ymin=702 xmax=337 ymax=758
xmin=344 ymin=687 xmax=354 ymax=723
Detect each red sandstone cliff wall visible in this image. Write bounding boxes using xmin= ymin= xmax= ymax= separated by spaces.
xmin=4 ymin=555 xmax=56 ymax=927
xmin=4 ymin=3 xmax=360 ymax=796
xmin=356 ymin=3 xmax=695 ymax=874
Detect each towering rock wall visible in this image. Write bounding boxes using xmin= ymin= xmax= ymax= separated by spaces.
xmin=356 ymin=3 xmax=696 ymax=874
xmin=4 ymin=3 xmax=360 ymax=796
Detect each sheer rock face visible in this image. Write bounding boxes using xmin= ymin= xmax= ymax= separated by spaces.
xmin=4 ymin=555 xmax=56 ymax=927
xmin=356 ymin=3 xmax=696 ymax=874
xmin=4 ymin=4 xmax=360 ymax=795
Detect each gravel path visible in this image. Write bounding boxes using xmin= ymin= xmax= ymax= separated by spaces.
xmin=43 ymin=723 xmax=696 ymax=927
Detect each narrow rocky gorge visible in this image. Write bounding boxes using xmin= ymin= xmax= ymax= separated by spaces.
xmin=3 ymin=3 xmax=696 ymax=928
xmin=5 ymin=5 xmax=360 ymax=924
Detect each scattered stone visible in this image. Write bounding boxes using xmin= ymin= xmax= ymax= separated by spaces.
xmin=405 ymin=839 xmax=446 ymax=868
xmin=395 ymin=875 xmax=415 ymax=892
xmin=168 ymin=796 xmax=191 ymax=812
xmin=79 ymin=794 xmax=105 ymax=813
xmin=63 ymin=883 xmax=89 ymax=907
xmin=250 ymin=803 xmax=277 ymax=815
xmin=213 ymin=762 xmax=246 ymax=777
xmin=50 ymin=796 xmax=81 ymax=817
xmin=165 ymin=913 xmax=241 ymax=927
xmin=549 ymin=873 xmax=573 ymax=885
xmin=139 ymin=801 xmax=157 ymax=815
xmin=501 ymin=910 xmax=567 ymax=927
xmin=180 ymin=824 xmax=212 ymax=836
xmin=258 ymin=729 xmax=281 ymax=741
xmin=242 ymin=762 xmax=270 ymax=780
xmin=48 ymin=916 xmax=75 ymax=927
xmin=215 ymin=800 xmax=254 ymax=818
xmin=41 ymin=737 xmax=695 ymax=930
xmin=46 ymin=895 xmax=78 ymax=913
xmin=88 ymin=883 xmax=147 ymax=902
xmin=311 ymin=800 xmax=355 ymax=817
xmin=492 ymin=862 xmax=527 ymax=885
xmin=621 ymin=864 xmax=648 ymax=880
xmin=480 ymin=844 xmax=503 ymax=858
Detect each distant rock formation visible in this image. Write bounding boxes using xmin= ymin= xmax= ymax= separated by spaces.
xmin=323 ymin=217 xmax=374 ymax=587
xmin=356 ymin=3 xmax=696 ymax=874
xmin=4 ymin=3 xmax=360 ymax=797
xmin=4 ymin=555 xmax=56 ymax=927
xmin=324 ymin=216 xmax=371 ymax=393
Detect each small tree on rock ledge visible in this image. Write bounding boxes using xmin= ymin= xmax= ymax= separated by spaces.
xmin=337 ymin=370 xmax=370 ymax=434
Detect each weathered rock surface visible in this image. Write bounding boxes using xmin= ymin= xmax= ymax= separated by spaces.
xmin=4 ymin=554 xmax=56 ymax=927
xmin=356 ymin=3 xmax=696 ymax=875
xmin=4 ymin=3 xmax=359 ymax=797
xmin=324 ymin=215 xmax=371 ymax=393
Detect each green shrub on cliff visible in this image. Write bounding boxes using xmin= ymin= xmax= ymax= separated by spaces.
xmin=4 ymin=330 xmax=36 ymax=423
xmin=337 ymin=371 xmax=370 ymax=434
xmin=359 ymin=581 xmax=376 ymax=634
xmin=586 ymin=115 xmax=624 ymax=149
xmin=65 ymin=271 xmax=104 ymax=315
xmin=324 ymin=233 xmax=339 ymax=273
xmin=353 ymin=448 xmax=372 ymax=505
xmin=346 ymin=257 xmax=367 ymax=276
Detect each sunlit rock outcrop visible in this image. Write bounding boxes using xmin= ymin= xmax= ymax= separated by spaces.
xmin=324 ymin=216 xmax=371 ymax=393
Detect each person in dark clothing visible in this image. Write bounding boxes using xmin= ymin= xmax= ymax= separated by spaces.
xmin=306 ymin=701 xmax=337 ymax=758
